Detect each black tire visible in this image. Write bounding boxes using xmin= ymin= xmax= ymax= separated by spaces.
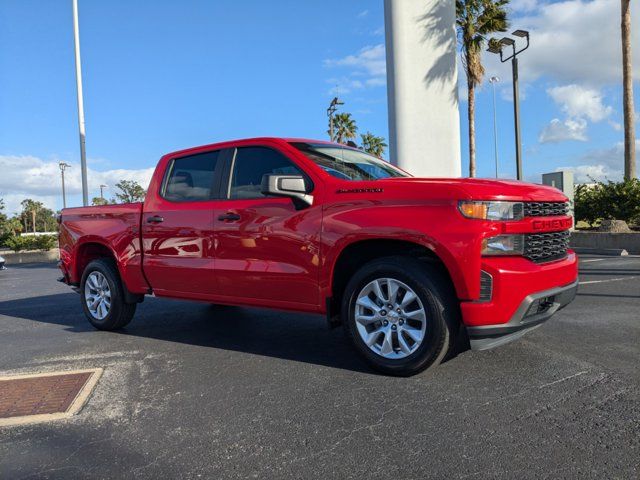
xmin=342 ymin=256 xmax=459 ymax=376
xmin=80 ymin=258 xmax=136 ymax=331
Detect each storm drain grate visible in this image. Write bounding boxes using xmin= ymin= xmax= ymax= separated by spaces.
xmin=0 ymin=368 xmax=102 ymax=427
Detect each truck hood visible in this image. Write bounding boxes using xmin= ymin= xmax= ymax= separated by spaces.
xmin=375 ymin=177 xmax=568 ymax=202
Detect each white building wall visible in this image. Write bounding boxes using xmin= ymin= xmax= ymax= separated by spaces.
xmin=384 ymin=0 xmax=461 ymax=177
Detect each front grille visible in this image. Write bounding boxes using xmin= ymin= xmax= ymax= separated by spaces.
xmin=524 ymin=202 xmax=569 ymax=217
xmin=524 ymin=231 xmax=570 ymax=263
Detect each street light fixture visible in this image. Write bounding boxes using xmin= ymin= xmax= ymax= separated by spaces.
xmin=327 ymin=97 xmax=344 ymax=142
xmin=487 ymin=29 xmax=530 ymax=181
xmin=59 ymin=162 xmax=71 ymax=209
xmin=99 ymin=184 xmax=108 ymax=200
xmin=489 ymin=76 xmax=500 ymax=179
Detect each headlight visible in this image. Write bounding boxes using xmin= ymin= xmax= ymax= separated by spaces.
xmin=458 ymin=201 xmax=524 ymax=220
xmin=482 ymin=235 xmax=524 ymax=256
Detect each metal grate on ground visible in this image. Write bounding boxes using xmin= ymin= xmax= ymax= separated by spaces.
xmin=0 ymin=368 xmax=102 ymax=427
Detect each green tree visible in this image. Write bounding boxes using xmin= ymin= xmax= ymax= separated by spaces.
xmin=91 ymin=196 xmax=109 ymax=206
xmin=113 ymin=180 xmax=146 ymax=203
xmin=331 ymin=113 xmax=358 ymax=144
xmin=19 ymin=199 xmax=57 ymax=233
xmin=456 ymin=0 xmax=509 ymax=177
xmin=360 ymin=132 xmax=388 ymax=158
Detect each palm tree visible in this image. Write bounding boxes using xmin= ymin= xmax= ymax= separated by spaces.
xmin=331 ymin=113 xmax=358 ymax=144
xmin=360 ymin=132 xmax=388 ymax=158
xmin=621 ymin=0 xmax=636 ymax=180
xmin=456 ymin=0 xmax=509 ymax=177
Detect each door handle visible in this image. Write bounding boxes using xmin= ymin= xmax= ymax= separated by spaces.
xmin=147 ymin=215 xmax=164 ymax=224
xmin=218 ymin=212 xmax=241 ymax=221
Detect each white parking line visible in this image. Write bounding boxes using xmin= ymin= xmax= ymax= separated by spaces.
xmin=579 ymin=276 xmax=638 ymax=285
xmin=580 ymin=259 xmax=606 ymax=263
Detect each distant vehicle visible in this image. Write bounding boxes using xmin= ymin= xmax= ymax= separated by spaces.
xmin=0 ymin=255 xmax=5 ymax=270
xmin=58 ymin=137 xmax=578 ymax=376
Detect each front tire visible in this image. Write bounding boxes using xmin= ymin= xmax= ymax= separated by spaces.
xmin=80 ymin=258 xmax=136 ymax=331
xmin=342 ymin=256 xmax=459 ymax=376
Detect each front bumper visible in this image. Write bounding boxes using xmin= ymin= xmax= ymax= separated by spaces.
xmin=466 ymin=279 xmax=578 ymax=350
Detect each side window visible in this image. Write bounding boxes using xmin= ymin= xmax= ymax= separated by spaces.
xmin=229 ymin=147 xmax=302 ymax=199
xmin=163 ymin=151 xmax=220 ymax=202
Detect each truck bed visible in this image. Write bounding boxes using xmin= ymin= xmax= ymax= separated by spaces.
xmin=58 ymin=203 xmax=147 ymax=292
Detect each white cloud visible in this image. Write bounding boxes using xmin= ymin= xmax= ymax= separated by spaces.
xmin=547 ymin=84 xmax=613 ymax=122
xmin=324 ymin=44 xmax=387 ymax=93
xmin=509 ymin=0 xmax=540 ymax=12
xmin=372 ymin=26 xmax=385 ymax=36
xmin=357 ymin=9 xmax=369 ymax=18
xmin=555 ymin=140 xmax=640 ymax=183
xmin=0 ymin=155 xmax=155 ymax=214
xmin=539 ymin=118 xmax=588 ymax=143
xmin=483 ymin=0 xmax=640 ymax=86
xmin=557 ymin=164 xmax=615 ymax=183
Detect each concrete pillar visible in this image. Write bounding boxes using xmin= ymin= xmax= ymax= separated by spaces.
xmin=384 ymin=0 xmax=461 ymax=177
xmin=542 ymin=171 xmax=575 ymax=227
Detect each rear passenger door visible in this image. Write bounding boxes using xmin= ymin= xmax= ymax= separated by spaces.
xmin=213 ymin=145 xmax=321 ymax=307
xmin=142 ymin=149 xmax=228 ymax=298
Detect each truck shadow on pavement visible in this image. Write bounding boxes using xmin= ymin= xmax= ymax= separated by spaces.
xmin=0 ymin=292 xmax=382 ymax=374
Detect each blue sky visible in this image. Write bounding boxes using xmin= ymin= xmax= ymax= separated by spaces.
xmin=0 ymin=0 xmax=638 ymax=214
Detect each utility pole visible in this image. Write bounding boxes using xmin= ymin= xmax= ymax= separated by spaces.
xmin=72 ymin=0 xmax=89 ymax=206
xmin=327 ymin=97 xmax=343 ymax=142
xmin=100 ymin=184 xmax=107 ymax=200
xmin=59 ymin=162 xmax=71 ymax=209
xmin=487 ymin=30 xmax=530 ymax=181
xmin=621 ymin=0 xmax=636 ymax=180
xmin=489 ymin=76 xmax=500 ymax=178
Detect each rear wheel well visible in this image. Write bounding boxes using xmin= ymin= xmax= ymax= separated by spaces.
xmin=76 ymin=243 xmax=114 ymax=282
xmin=75 ymin=243 xmax=143 ymax=304
xmin=328 ymin=240 xmax=455 ymax=326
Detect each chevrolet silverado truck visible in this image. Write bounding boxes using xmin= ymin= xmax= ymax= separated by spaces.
xmin=58 ymin=137 xmax=578 ymax=376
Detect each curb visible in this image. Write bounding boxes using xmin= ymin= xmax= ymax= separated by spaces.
xmin=1 ymin=249 xmax=60 ymax=265
xmin=573 ymin=247 xmax=629 ymax=256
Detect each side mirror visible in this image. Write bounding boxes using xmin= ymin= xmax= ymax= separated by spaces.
xmin=261 ymin=174 xmax=313 ymax=206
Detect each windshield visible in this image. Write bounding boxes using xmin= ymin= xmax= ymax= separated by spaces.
xmin=290 ymin=143 xmax=410 ymax=181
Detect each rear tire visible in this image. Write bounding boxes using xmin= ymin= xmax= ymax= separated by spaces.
xmin=342 ymin=256 xmax=459 ymax=376
xmin=80 ymin=258 xmax=136 ymax=331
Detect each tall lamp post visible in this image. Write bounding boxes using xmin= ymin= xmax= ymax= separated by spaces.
xmin=489 ymin=76 xmax=500 ymax=178
xmin=72 ymin=0 xmax=89 ymax=206
xmin=99 ymin=184 xmax=108 ymax=200
xmin=327 ymin=97 xmax=344 ymax=142
xmin=487 ymin=30 xmax=530 ymax=181
xmin=59 ymin=162 xmax=71 ymax=209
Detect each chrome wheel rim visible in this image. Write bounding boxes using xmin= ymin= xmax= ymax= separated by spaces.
xmin=84 ymin=271 xmax=111 ymax=320
xmin=354 ymin=278 xmax=427 ymax=359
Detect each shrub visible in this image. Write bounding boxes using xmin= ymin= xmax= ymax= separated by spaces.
xmin=574 ymin=179 xmax=640 ymax=227
xmin=3 ymin=234 xmax=58 ymax=252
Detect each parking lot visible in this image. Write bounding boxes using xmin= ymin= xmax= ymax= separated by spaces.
xmin=0 ymin=255 xmax=638 ymax=479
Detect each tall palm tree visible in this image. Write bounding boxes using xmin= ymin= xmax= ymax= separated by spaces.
xmin=331 ymin=113 xmax=358 ymax=144
xmin=360 ymin=132 xmax=388 ymax=158
xmin=621 ymin=0 xmax=636 ymax=180
xmin=456 ymin=0 xmax=509 ymax=177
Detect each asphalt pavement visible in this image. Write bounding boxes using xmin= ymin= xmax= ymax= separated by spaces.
xmin=0 ymin=256 xmax=638 ymax=479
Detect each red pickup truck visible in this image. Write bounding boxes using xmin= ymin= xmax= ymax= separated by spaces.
xmin=58 ymin=137 xmax=578 ymax=375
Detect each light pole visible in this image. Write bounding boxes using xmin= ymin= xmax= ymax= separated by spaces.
xmin=99 ymin=184 xmax=108 ymax=200
xmin=487 ymin=30 xmax=530 ymax=181
xmin=327 ymin=97 xmax=344 ymax=142
xmin=72 ymin=0 xmax=89 ymax=206
xmin=489 ymin=76 xmax=500 ymax=178
xmin=59 ymin=162 xmax=71 ymax=209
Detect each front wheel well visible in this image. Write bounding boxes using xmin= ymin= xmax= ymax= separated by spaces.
xmin=328 ymin=240 xmax=455 ymax=326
